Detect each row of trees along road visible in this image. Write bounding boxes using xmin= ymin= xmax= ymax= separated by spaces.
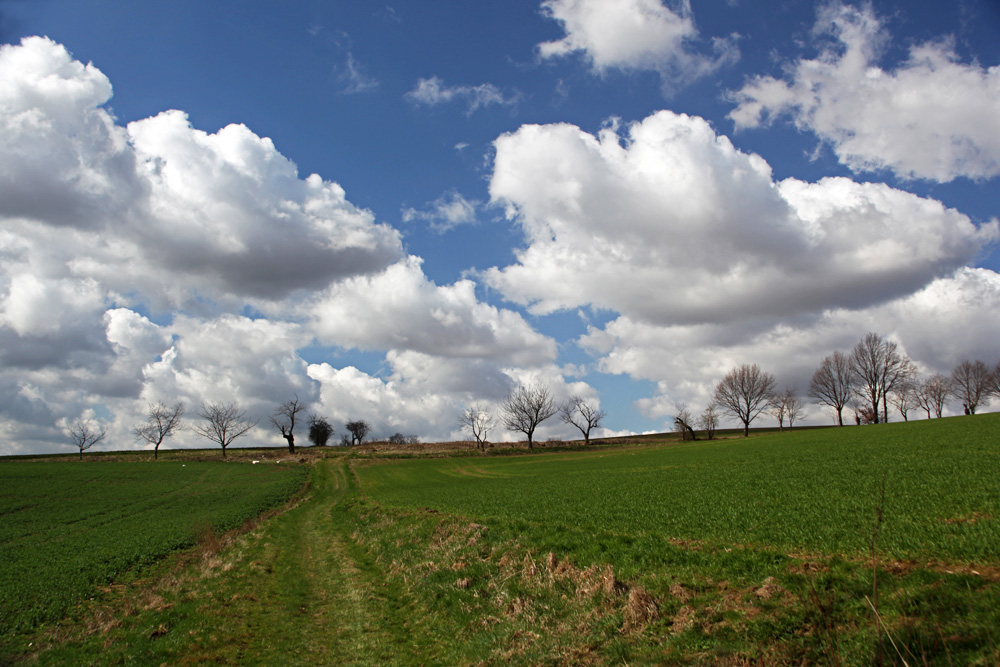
xmin=69 ymin=394 xmax=380 ymax=459
xmin=459 ymin=384 xmax=606 ymax=452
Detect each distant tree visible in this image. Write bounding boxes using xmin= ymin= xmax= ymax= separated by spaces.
xmin=808 ymin=351 xmax=854 ymax=426
xmin=769 ymin=397 xmax=787 ymax=433
xmin=888 ymin=379 xmax=916 ymax=422
xmin=307 ymin=415 xmax=334 ymax=447
xmin=132 ymin=401 xmax=184 ymax=460
xmin=339 ymin=434 xmax=351 ymax=447
xmin=950 ymin=360 xmax=991 ymax=415
xmin=712 ymin=364 xmax=777 ymax=437
xmin=270 ymin=395 xmax=306 ymax=454
xmin=345 ymin=419 xmax=372 ymax=446
xmin=387 ymin=433 xmax=418 ymax=445
xmin=915 ymin=374 xmax=951 ymax=418
xmin=194 ymin=402 xmax=258 ymax=458
xmin=672 ymin=407 xmax=697 ymax=441
xmin=849 ymin=332 xmax=913 ymax=424
xmin=500 ymin=383 xmax=557 ymax=449
xmin=697 ymin=404 xmax=719 ymax=440
xmin=990 ymin=361 xmax=1000 ymax=400
xmin=67 ymin=419 xmax=107 ymax=461
xmin=560 ymin=396 xmax=606 ymax=446
xmin=783 ymin=389 xmax=803 ymax=430
xmin=459 ymin=404 xmax=495 ymax=453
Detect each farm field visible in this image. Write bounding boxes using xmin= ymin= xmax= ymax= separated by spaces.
xmin=0 ymin=459 xmax=308 ymax=649
xmin=4 ymin=415 xmax=1000 ymax=665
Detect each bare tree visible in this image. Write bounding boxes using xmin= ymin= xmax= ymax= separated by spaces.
xmin=672 ymin=407 xmax=697 ymax=441
xmin=784 ymin=390 xmax=803 ymax=430
xmin=888 ymin=379 xmax=916 ymax=422
xmin=769 ymin=397 xmax=787 ymax=433
xmin=345 ymin=419 xmax=372 ymax=446
xmin=194 ymin=402 xmax=258 ymax=458
xmin=270 ymin=395 xmax=306 ymax=454
xmin=500 ymin=383 xmax=557 ymax=448
xmin=307 ymin=415 xmax=334 ymax=447
xmin=712 ymin=364 xmax=777 ymax=437
xmin=560 ymin=396 xmax=606 ymax=446
xmin=67 ymin=419 xmax=107 ymax=460
xmin=808 ymin=351 xmax=854 ymax=426
xmin=849 ymin=332 xmax=912 ymax=424
xmin=990 ymin=361 xmax=1000 ymax=400
xmin=459 ymin=404 xmax=495 ymax=453
xmin=132 ymin=401 xmax=184 ymax=460
xmin=914 ymin=374 xmax=951 ymax=418
xmin=697 ymin=404 xmax=719 ymax=440
xmin=951 ymin=359 xmax=991 ymax=415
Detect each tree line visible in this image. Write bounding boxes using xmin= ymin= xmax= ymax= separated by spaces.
xmin=66 ymin=394 xmax=395 ymax=459
xmin=679 ymin=331 xmax=1000 ymax=441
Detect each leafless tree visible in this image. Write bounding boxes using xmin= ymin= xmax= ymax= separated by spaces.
xmin=887 ymin=379 xmax=916 ymax=421
xmin=307 ymin=415 xmax=334 ymax=446
xmin=345 ymin=419 xmax=372 ymax=446
xmin=784 ymin=390 xmax=803 ymax=430
xmin=672 ymin=407 xmax=697 ymax=441
xmin=132 ymin=401 xmax=184 ymax=460
xmin=270 ymin=395 xmax=306 ymax=453
xmin=560 ymin=396 xmax=606 ymax=446
xmin=67 ymin=419 xmax=107 ymax=460
xmin=990 ymin=361 xmax=1000 ymax=399
xmin=849 ymin=332 xmax=913 ymax=424
xmin=697 ymin=404 xmax=719 ymax=440
xmin=459 ymin=404 xmax=495 ymax=452
xmin=769 ymin=397 xmax=787 ymax=433
xmin=712 ymin=364 xmax=777 ymax=437
xmin=914 ymin=374 xmax=951 ymax=418
xmin=500 ymin=383 xmax=556 ymax=448
xmin=808 ymin=351 xmax=854 ymax=426
xmin=950 ymin=359 xmax=991 ymax=415
xmin=194 ymin=402 xmax=258 ymax=458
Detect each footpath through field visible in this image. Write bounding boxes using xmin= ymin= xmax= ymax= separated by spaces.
xmin=26 ymin=459 xmax=458 ymax=666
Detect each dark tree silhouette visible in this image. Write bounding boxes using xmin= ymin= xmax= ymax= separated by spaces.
xmin=712 ymin=364 xmax=777 ymax=437
xmin=133 ymin=401 xmax=184 ymax=460
xmin=560 ymin=396 xmax=606 ymax=446
xmin=68 ymin=419 xmax=107 ymax=460
xmin=809 ymin=351 xmax=854 ymax=426
xmin=345 ymin=419 xmax=372 ymax=446
xmin=500 ymin=383 xmax=556 ymax=449
xmin=307 ymin=415 xmax=334 ymax=447
xmin=194 ymin=402 xmax=257 ymax=458
xmin=271 ymin=395 xmax=306 ymax=453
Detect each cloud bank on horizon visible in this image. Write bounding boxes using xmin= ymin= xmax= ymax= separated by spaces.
xmin=1 ymin=0 xmax=999 ymax=455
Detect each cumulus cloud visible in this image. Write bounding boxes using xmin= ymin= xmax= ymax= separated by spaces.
xmin=402 ymin=190 xmax=479 ymax=232
xmin=405 ymin=76 xmax=521 ymax=114
xmin=537 ymin=0 xmax=738 ymax=91
xmin=486 ymin=110 xmax=997 ymax=325
xmin=308 ymin=256 xmax=557 ymax=367
xmin=729 ymin=2 xmax=1000 ymax=182
xmin=0 ymin=37 xmax=564 ymax=453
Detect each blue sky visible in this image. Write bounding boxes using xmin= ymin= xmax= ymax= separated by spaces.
xmin=2 ymin=0 xmax=999 ymax=454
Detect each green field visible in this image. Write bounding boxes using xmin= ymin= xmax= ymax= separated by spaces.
xmin=3 ymin=416 xmax=1000 ymax=665
xmin=0 ymin=460 xmax=307 ymax=640
xmin=356 ymin=414 xmax=1000 ymax=565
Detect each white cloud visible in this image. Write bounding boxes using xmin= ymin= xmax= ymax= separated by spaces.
xmin=405 ymin=76 xmax=521 ymax=114
xmin=729 ymin=2 xmax=1000 ymax=182
xmin=537 ymin=0 xmax=738 ymax=91
xmin=308 ymin=256 xmax=557 ymax=367
xmin=486 ymin=110 xmax=997 ymax=325
xmin=402 ymin=189 xmax=479 ymax=232
xmin=338 ymin=52 xmax=379 ymax=94
xmin=0 ymin=37 xmax=564 ymax=453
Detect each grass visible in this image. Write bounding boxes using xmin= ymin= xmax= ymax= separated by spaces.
xmin=4 ymin=415 xmax=999 ymax=665
xmin=0 ymin=458 xmax=307 ymax=652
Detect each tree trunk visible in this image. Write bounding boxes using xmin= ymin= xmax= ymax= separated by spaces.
xmin=836 ymin=409 xmax=843 ymax=426
xmin=284 ymin=434 xmax=295 ymax=453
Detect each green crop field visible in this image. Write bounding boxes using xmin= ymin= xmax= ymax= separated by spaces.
xmin=356 ymin=414 xmax=1000 ymax=566
xmin=0 ymin=460 xmax=307 ymax=641
xmin=4 ymin=416 xmax=999 ymax=665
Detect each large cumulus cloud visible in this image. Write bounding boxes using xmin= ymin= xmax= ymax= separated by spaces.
xmin=486 ymin=110 xmax=996 ymax=326
xmin=729 ymin=2 xmax=1000 ymax=182
xmin=0 ymin=37 xmax=569 ymax=453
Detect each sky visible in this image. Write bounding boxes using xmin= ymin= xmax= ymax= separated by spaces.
xmin=2 ymin=0 xmax=999 ymax=455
